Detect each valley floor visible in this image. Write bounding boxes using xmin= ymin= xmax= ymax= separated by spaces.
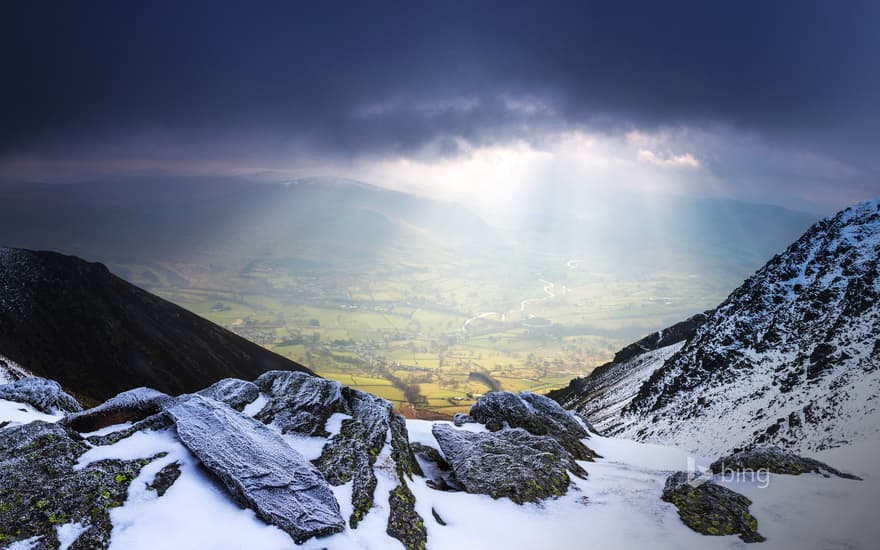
xmin=2 ymin=399 xmax=876 ymax=550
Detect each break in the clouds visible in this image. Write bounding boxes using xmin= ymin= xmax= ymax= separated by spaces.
xmin=1 ymin=0 xmax=879 ymax=212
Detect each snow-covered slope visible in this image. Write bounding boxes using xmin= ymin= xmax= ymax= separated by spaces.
xmin=614 ymin=199 xmax=880 ymax=456
xmin=548 ymin=312 xmax=708 ymax=434
xmin=552 ymin=343 xmax=683 ymax=433
xmin=1 ymin=385 xmax=876 ymax=550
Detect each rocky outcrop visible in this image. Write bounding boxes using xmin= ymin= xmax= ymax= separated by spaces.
xmin=198 ymin=378 xmax=259 ymax=411
xmin=411 ymin=442 xmax=462 ymax=492
xmin=257 ymin=369 xmax=426 ymax=548
xmin=255 ymin=371 xmax=345 ymax=436
xmin=469 ymin=391 xmax=598 ymax=460
xmin=164 ymin=394 xmax=345 ymax=543
xmin=621 ymin=200 xmax=880 ymax=455
xmin=661 ymin=471 xmax=765 ymax=543
xmin=85 ymin=411 xmax=173 ymax=446
xmin=432 ymin=424 xmax=586 ymax=504
xmin=548 ymin=313 xmax=709 ymax=434
xmin=0 ymin=421 xmax=158 ymax=549
xmin=0 ymin=376 xmax=82 ymax=414
xmin=62 ymin=387 xmax=170 ymax=432
xmin=147 ymin=461 xmax=182 ymax=497
xmin=711 ymin=447 xmax=861 ymax=480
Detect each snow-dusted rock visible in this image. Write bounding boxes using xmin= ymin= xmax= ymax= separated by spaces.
xmin=0 ymin=421 xmax=158 ymax=549
xmin=198 ymin=378 xmax=259 ymax=411
xmin=255 ymin=370 xmax=345 ymax=435
xmin=432 ymin=423 xmax=586 ymax=504
xmin=662 ymin=471 xmax=764 ymax=543
xmin=164 ymin=394 xmax=345 ymax=543
xmin=63 ymin=387 xmax=169 ymax=432
xmin=469 ymin=391 xmax=598 ymax=460
xmin=0 ymin=376 xmax=82 ymax=414
xmin=711 ymin=447 xmax=861 ymax=479
xmin=257 ymin=370 xmax=425 ymax=547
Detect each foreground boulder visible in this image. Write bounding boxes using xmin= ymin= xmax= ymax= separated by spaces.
xmin=661 ymin=471 xmax=765 ymax=543
xmin=0 ymin=376 xmax=82 ymax=414
xmin=164 ymin=394 xmax=345 ymax=543
xmin=198 ymin=378 xmax=260 ymax=411
xmin=710 ymin=447 xmax=861 ymax=480
xmin=62 ymin=387 xmax=170 ymax=433
xmin=0 ymin=421 xmax=157 ymax=549
xmin=256 ymin=370 xmax=426 ymax=550
xmin=432 ymin=423 xmax=586 ymax=504
xmin=469 ymin=391 xmax=598 ymax=460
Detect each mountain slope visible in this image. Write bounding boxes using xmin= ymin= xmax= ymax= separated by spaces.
xmin=0 ymin=247 xmax=311 ymax=403
xmin=548 ymin=313 xmax=708 ymax=433
xmin=601 ymin=199 xmax=880 ymax=455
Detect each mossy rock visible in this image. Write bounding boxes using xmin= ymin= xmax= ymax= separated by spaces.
xmin=662 ymin=471 xmax=765 ymax=543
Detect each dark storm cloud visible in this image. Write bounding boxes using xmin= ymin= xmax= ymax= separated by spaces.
xmin=1 ymin=0 xmax=879 ymax=167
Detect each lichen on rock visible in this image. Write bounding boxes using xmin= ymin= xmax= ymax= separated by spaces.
xmin=661 ymin=471 xmax=765 ymax=543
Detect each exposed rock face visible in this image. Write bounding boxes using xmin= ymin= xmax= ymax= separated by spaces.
xmin=0 ymin=421 xmax=157 ymax=549
xmin=619 ymin=200 xmax=880 ymax=455
xmin=0 ymin=376 xmax=82 ymax=414
xmin=256 ymin=369 xmax=426 ymax=548
xmin=711 ymin=447 xmax=861 ymax=479
xmin=469 ymin=391 xmax=598 ymax=460
xmin=432 ymin=424 xmax=586 ymax=504
xmin=548 ymin=314 xmax=709 ymax=434
xmin=85 ymin=412 xmax=172 ymax=447
xmin=198 ymin=378 xmax=259 ymax=411
xmin=147 ymin=461 xmax=182 ymax=497
xmin=0 ymin=247 xmax=311 ymax=404
xmin=411 ymin=442 xmax=462 ymax=492
xmin=255 ymin=371 xmax=345 ymax=436
xmin=62 ymin=387 xmax=170 ymax=432
xmin=164 ymin=394 xmax=345 ymax=543
xmin=387 ymin=482 xmax=427 ymax=550
xmin=661 ymin=471 xmax=764 ymax=543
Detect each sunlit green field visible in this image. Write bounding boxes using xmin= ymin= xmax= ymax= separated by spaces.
xmin=113 ymin=245 xmax=729 ymax=419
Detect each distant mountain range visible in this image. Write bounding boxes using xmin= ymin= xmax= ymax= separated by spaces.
xmin=0 ymin=176 xmax=816 ymax=276
xmin=552 ymin=199 xmax=880 ymax=456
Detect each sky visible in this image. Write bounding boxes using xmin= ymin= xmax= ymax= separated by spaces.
xmin=2 ymin=0 xmax=879 ymax=214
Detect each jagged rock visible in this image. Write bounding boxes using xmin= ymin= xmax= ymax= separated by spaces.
xmin=255 ymin=371 xmax=345 ymax=435
xmin=258 ymin=370 xmax=425 ymax=535
xmin=0 ymin=376 xmax=82 ymax=414
xmin=432 ymin=424 xmax=586 ymax=504
xmin=0 ymin=421 xmax=158 ymax=549
xmin=147 ymin=461 xmax=182 ymax=497
xmin=469 ymin=391 xmax=598 ymax=460
xmin=411 ymin=443 xmax=462 ymax=492
xmin=198 ymin=378 xmax=259 ymax=411
xmin=452 ymin=413 xmax=473 ymax=426
xmin=86 ymin=412 xmax=173 ymax=446
xmin=621 ymin=200 xmax=880 ymax=455
xmin=711 ymin=447 xmax=861 ymax=479
xmin=164 ymin=394 xmax=345 ymax=543
xmin=63 ymin=387 xmax=170 ymax=433
xmin=387 ymin=483 xmax=427 ymax=550
xmin=661 ymin=471 xmax=765 ymax=543
xmin=411 ymin=442 xmax=452 ymax=471
xmin=389 ymin=414 xmax=422 ymax=479
xmin=314 ymin=419 xmax=378 ymax=528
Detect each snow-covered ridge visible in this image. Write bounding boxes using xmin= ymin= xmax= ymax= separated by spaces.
xmin=0 ymin=375 xmax=876 ymax=550
xmin=613 ymin=198 xmax=880 ymax=455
